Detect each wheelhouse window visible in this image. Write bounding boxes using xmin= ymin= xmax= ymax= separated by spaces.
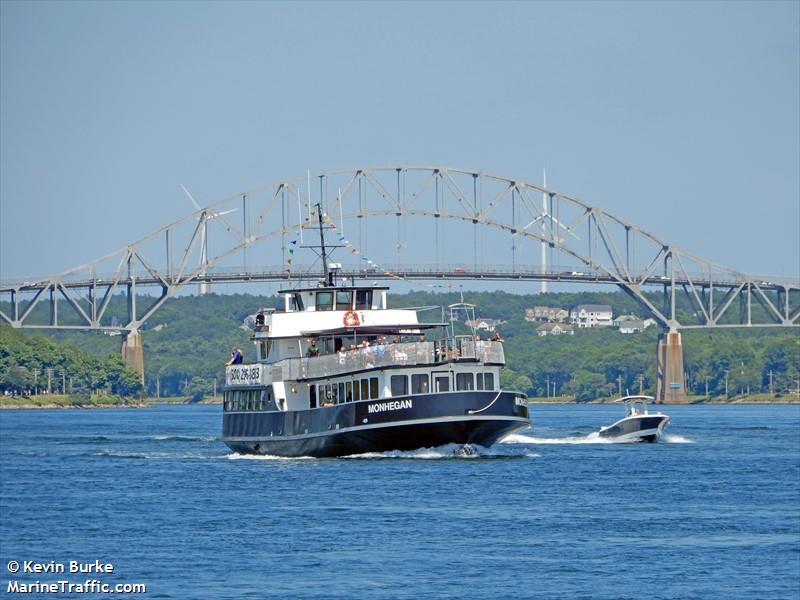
xmin=476 ymin=373 xmax=495 ymax=391
xmin=370 ymin=377 xmax=379 ymax=399
xmin=456 ymin=373 xmax=474 ymax=391
xmin=355 ymin=290 xmax=373 ymax=310
xmin=391 ymin=375 xmax=407 ymax=396
xmin=411 ymin=374 xmax=429 ymax=394
xmin=291 ymin=293 xmax=305 ymax=312
xmin=316 ymin=292 xmax=334 ymax=311
xmin=336 ymin=291 xmax=353 ymax=310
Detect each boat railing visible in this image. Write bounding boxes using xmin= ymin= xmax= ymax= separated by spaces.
xmin=267 ymin=340 xmax=504 ymax=382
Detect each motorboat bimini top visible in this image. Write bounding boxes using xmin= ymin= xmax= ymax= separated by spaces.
xmin=597 ymin=395 xmax=669 ymax=443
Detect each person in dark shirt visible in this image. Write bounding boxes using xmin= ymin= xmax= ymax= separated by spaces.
xmin=227 ymin=348 xmax=243 ymax=365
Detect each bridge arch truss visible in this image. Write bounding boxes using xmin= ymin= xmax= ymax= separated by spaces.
xmin=2 ymin=166 xmax=799 ymax=333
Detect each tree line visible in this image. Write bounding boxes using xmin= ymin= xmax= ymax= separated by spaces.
xmin=0 ymin=325 xmax=142 ymax=397
xmin=1 ymin=290 xmax=797 ymax=400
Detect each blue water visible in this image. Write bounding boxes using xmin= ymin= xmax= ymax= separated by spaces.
xmin=1 ymin=404 xmax=798 ymax=599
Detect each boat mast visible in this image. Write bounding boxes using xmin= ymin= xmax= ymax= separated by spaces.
xmin=316 ymin=202 xmax=334 ymax=286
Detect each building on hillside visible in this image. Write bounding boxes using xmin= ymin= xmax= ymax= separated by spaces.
xmin=465 ymin=318 xmax=505 ymax=332
xmin=570 ymin=304 xmax=613 ymax=328
xmin=536 ymin=323 xmax=575 ymax=337
xmin=524 ymin=306 xmax=569 ymax=323
xmin=613 ymin=314 xmax=638 ymax=327
xmin=618 ymin=318 xmax=657 ymax=334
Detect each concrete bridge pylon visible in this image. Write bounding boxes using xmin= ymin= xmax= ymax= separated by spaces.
xmin=656 ymin=329 xmax=686 ymax=403
xmin=122 ymin=329 xmax=145 ymax=384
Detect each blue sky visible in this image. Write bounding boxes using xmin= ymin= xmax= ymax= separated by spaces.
xmin=1 ymin=0 xmax=798 ymax=285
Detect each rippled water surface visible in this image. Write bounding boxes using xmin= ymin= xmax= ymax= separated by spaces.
xmin=1 ymin=404 xmax=798 ymax=599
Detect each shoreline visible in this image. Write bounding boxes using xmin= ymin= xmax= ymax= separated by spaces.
xmin=2 ymin=394 xmax=797 ymax=410
xmin=0 ymin=395 xmax=223 ymax=410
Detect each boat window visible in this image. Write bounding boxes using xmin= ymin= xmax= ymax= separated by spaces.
xmin=352 ymin=379 xmax=360 ymax=401
xmin=361 ymin=379 xmax=369 ymax=400
xmin=391 ymin=375 xmax=407 ymax=396
xmin=456 ymin=373 xmax=474 ymax=391
xmin=259 ymin=387 xmax=274 ymax=411
xmin=483 ymin=373 xmax=494 ymax=390
xmin=355 ymin=290 xmax=372 ymax=310
xmin=338 ymin=383 xmax=345 ymax=404
xmin=316 ymin=292 xmax=334 ymax=311
xmin=336 ymin=291 xmax=353 ymax=310
xmin=309 ymin=384 xmax=316 ymax=409
xmin=345 ymin=382 xmax=352 ymax=402
xmin=411 ymin=374 xmax=429 ymax=395
xmin=370 ymin=377 xmax=379 ymax=399
xmin=435 ymin=375 xmax=450 ymax=392
xmin=291 ymin=293 xmax=304 ymax=312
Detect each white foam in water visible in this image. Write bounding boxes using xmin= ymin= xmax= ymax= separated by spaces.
xmin=342 ymin=443 xmax=537 ymax=459
xmin=501 ymin=432 xmax=618 ymax=444
xmin=94 ymin=450 xmax=219 ymax=460
xmin=152 ymin=435 xmax=217 ymax=442
xmin=503 ymin=431 xmax=693 ymax=445
xmin=224 ymin=443 xmax=540 ymax=461
xmin=226 ymin=452 xmax=315 ymax=461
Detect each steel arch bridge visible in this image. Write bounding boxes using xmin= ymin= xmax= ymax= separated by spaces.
xmin=2 ymin=166 xmax=798 ymax=401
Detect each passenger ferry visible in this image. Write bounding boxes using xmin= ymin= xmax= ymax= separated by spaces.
xmin=221 ymin=210 xmax=530 ymax=457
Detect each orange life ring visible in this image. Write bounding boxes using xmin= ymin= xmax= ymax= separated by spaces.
xmin=343 ymin=310 xmax=360 ymax=327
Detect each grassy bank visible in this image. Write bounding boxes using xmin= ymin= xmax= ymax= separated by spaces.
xmin=527 ymin=393 xmax=799 ymax=404
xmin=0 ymin=394 xmax=224 ymax=409
xmin=0 ymin=394 xmax=147 ymax=409
xmin=3 ymin=392 xmax=795 ymax=410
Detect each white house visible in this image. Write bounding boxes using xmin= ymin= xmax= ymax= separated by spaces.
xmin=465 ymin=318 xmax=505 ymax=332
xmin=570 ymin=304 xmax=613 ymax=328
xmin=613 ymin=314 xmax=638 ymax=327
xmin=524 ymin=306 xmax=569 ymax=323
xmin=536 ymin=323 xmax=575 ymax=337
xmin=618 ymin=318 xmax=657 ymax=334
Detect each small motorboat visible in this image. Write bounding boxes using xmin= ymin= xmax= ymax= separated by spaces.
xmin=598 ymin=395 xmax=669 ymax=443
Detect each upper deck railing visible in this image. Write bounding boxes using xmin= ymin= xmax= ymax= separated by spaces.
xmin=225 ymin=340 xmax=505 ymax=386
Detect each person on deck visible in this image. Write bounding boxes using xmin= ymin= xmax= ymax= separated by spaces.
xmin=227 ymin=348 xmax=243 ymax=365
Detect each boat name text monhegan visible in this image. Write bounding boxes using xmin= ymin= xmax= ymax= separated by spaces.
xmin=367 ymin=399 xmax=413 ymax=413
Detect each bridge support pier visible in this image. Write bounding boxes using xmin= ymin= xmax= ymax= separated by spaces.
xmin=122 ymin=329 xmax=145 ymax=384
xmin=656 ymin=329 xmax=686 ymax=403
